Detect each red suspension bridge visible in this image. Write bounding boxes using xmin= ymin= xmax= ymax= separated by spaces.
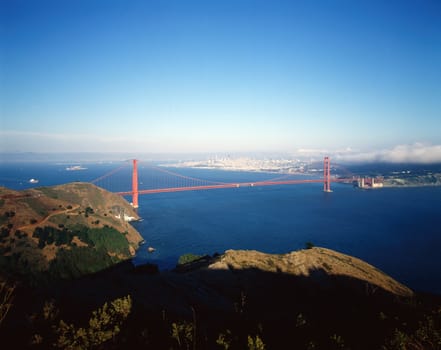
xmin=90 ymin=157 xmax=353 ymax=208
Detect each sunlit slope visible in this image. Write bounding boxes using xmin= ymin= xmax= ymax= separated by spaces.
xmin=206 ymin=248 xmax=413 ymax=297
xmin=0 ymin=183 xmax=143 ymax=283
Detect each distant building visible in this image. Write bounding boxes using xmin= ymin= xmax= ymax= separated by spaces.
xmin=357 ymin=177 xmax=384 ymax=189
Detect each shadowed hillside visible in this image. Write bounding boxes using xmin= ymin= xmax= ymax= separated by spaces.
xmin=1 ymin=247 xmax=440 ymax=349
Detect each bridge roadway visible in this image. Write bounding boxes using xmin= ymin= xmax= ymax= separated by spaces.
xmin=116 ymin=178 xmax=352 ymax=196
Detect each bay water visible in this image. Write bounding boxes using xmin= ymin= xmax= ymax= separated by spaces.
xmin=1 ymin=162 xmax=440 ymax=294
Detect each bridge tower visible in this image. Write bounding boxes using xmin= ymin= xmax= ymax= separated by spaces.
xmin=323 ymin=156 xmax=331 ymax=192
xmin=132 ymin=159 xmax=139 ymax=208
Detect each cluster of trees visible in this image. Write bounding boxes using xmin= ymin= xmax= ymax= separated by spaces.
xmin=31 ymin=224 xmax=129 ymax=256
xmin=0 ymin=224 xmax=131 ymax=284
xmin=48 ymin=246 xmax=117 ymax=280
xmin=33 ymin=226 xmax=73 ymax=248
xmin=43 ymin=225 xmax=131 ymax=280
xmin=73 ymin=225 xmax=130 ymax=256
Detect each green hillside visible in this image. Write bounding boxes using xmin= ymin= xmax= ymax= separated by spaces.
xmin=0 ymin=183 xmax=143 ymax=284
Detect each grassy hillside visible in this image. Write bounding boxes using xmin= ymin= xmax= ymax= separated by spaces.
xmin=0 ymin=183 xmax=143 ymax=284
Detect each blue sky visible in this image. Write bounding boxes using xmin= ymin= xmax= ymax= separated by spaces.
xmin=1 ymin=0 xmax=440 ymax=159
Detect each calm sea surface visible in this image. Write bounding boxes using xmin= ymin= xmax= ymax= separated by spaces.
xmin=1 ymin=162 xmax=440 ymax=294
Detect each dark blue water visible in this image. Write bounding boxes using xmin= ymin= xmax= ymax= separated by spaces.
xmin=1 ymin=162 xmax=440 ymax=294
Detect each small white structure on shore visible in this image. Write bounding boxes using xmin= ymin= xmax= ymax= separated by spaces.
xmin=114 ymin=213 xmax=136 ymax=222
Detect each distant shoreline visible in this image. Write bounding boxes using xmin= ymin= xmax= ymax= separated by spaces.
xmin=162 ymin=164 xmax=441 ymax=189
xmin=383 ymin=182 xmax=441 ymax=188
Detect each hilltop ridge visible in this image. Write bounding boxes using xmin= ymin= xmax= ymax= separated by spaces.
xmin=202 ymin=247 xmax=413 ymax=297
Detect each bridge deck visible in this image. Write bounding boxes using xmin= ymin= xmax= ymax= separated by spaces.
xmin=116 ymin=178 xmax=352 ymax=196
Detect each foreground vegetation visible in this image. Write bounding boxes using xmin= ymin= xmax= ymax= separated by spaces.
xmin=1 ymin=248 xmax=440 ymax=349
xmin=0 ymin=279 xmax=440 ymax=349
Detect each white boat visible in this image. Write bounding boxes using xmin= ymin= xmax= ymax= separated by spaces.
xmin=66 ymin=165 xmax=87 ymax=171
xmin=29 ymin=178 xmax=39 ymax=184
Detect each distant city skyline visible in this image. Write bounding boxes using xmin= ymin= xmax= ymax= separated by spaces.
xmin=1 ymin=0 xmax=440 ymax=162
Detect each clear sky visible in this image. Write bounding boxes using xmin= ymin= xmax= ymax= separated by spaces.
xmin=1 ymin=0 xmax=440 ymax=159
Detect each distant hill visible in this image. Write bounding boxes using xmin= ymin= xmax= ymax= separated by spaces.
xmin=384 ymin=173 xmax=441 ymax=187
xmin=0 ymin=182 xmax=143 ymax=283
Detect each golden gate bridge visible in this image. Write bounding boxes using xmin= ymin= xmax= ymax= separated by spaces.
xmin=91 ymin=157 xmax=353 ymax=208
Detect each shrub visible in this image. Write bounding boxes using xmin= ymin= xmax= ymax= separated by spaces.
xmin=85 ymin=207 xmax=94 ymax=215
xmin=171 ymin=321 xmax=194 ymax=349
xmin=55 ymin=295 xmax=132 ymax=349
xmin=0 ymin=281 xmax=15 ymax=326
xmin=247 ymin=334 xmax=266 ymax=350
xmin=177 ymin=253 xmax=203 ymax=265
xmin=0 ymin=227 xmax=10 ymax=238
xmin=305 ymin=242 xmax=315 ymax=250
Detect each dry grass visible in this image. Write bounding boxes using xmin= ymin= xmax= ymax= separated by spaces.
xmin=208 ymin=247 xmax=413 ymax=297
